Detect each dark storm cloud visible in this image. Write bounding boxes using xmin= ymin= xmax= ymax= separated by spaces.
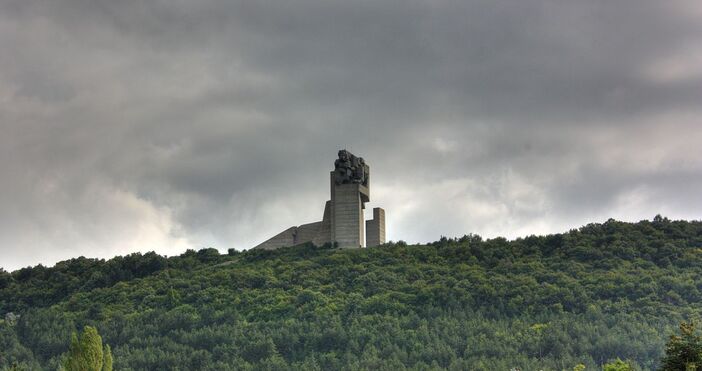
xmin=1 ymin=0 xmax=701 ymax=270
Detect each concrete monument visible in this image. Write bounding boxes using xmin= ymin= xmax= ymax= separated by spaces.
xmin=254 ymin=150 xmax=386 ymax=250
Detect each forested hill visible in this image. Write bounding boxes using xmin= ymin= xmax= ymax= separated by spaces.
xmin=2 ymin=216 xmax=702 ymax=370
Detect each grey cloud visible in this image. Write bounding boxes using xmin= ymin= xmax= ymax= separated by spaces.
xmin=1 ymin=0 xmax=701 ymax=270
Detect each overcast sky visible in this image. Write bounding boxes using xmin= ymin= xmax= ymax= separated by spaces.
xmin=2 ymin=0 xmax=701 ymax=270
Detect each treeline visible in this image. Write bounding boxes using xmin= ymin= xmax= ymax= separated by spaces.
xmin=1 ymin=216 xmax=702 ymax=370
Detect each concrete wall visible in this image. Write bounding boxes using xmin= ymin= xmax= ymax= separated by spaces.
xmin=253 ymin=226 xmax=298 ymax=250
xmin=366 ymin=207 xmax=386 ymax=247
xmin=296 ymin=221 xmax=323 ymax=244
xmin=312 ymin=200 xmax=332 ymax=246
xmin=332 ymin=183 xmax=364 ymax=248
xmin=253 ymin=200 xmax=334 ymax=250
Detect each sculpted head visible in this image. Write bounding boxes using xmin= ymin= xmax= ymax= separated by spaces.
xmin=338 ymin=150 xmax=349 ymax=162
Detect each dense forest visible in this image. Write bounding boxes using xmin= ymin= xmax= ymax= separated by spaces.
xmin=1 ymin=216 xmax=702 ymax=370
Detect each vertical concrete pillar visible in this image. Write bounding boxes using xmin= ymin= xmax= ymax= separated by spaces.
xmin=366 ymin=207 xmax=386 ymax=247
xmin=331 ymin=183 xmax=365 ymax=248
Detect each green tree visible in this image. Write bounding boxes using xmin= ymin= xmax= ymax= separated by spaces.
xmin=63 ymin=332 xmax=82 ymax=371
xmin=62 ymin=326 xmax=109 ymax=371
xmin=603 ymin=358 xmax=633 ymax=371
xmin=660 ymin=322 xmax=702 ymax=371
xmin=102 ymin=344 xmax=113 ymax=371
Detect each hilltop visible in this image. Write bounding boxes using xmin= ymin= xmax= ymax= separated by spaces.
xmin=2 ymin=216 xmax=702 ymax=370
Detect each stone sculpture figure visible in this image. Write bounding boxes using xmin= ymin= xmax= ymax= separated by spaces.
xmin=352 ymin=157 xmax=367 ymax=184
xmin=334 ymin=150 xmax=353 ymax=184
xmin=334 ymin=149 xmax=368 ymax=186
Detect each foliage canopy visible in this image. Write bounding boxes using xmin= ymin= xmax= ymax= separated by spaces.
xmin=1 ymin=217 xmax=702 ymax=370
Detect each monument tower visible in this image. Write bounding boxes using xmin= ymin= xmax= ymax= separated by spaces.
xmin=254 ymin=150 xmax=385 ymax=249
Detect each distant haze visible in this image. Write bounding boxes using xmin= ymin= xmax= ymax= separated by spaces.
xmin=1 ymin=0 xmax=701 ymax=270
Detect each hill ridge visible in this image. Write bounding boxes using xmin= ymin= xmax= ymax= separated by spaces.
xmin=1 ymin=216 xmax=702 ymax=370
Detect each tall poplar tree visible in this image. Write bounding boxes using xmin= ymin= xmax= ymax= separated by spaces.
xmin=103 ymin=344 xmax=113 ymax=371
xmin=62 ymin=326 xmax=112 ymax=371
